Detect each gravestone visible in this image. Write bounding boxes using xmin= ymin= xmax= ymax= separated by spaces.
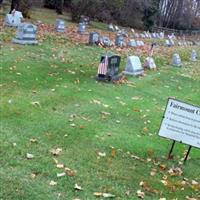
xmin=165 ymin=39 xmax=171 ymax=47
xmin=169 ymin=39 xmax=175 ymax=46
xmin=128 ymin=39 xmax=137 ymax=47
xmin=108 ymin=23 xmax=114 ymax=31
xmin=178 ymin=41 xmax=182 ymax=46
xmin=55 ymin=19 xmax=65 ymax=32
xmin=160 ymin=32 xmax=164 ymax=39
xmin=172 ymin=53 xmax=182 ymax=67
xmin=115 ymin=26 xmax=120 ymax=32
xmin=96 ymin=55 xmax=122 ymax=81
xmin=144 ymin=57 xmax=156 ymax=70
xmin=190 ymin=50 xmax=197 ymax=62
xmin=100 ymin=37 xmax=112 ymax=47
xmin=5 ymin=11 xmax=23 ymax=27
xmin=89 ymin=32 xmax=99 ymax=45
xmin=123 ymin=56 xmax=144 ymax=76
xmin=152 ymin=33 xmax=157 ymax=38
xmin=77 ymin=22 xmax=86 ymax=34
xmin=136 ymin=41 xmax=144 ymax=47
xmin=80 ymin=16 xmax=90 ymax=25
xmin=115 ymin=34 xmax=125 ymax=47
xmin=134 ymin=33 xmax=139 ymax=38
xmin=12 ymin=23 xmax=38 ymax=45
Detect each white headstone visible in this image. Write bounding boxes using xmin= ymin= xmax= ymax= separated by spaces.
xmin=190 ymin=50 xmax=197 ymax=62
xmin=77 ymin=22 xmax=86 ymax=34
xmin=5 ymin=11 xmax=23 ymax=27
xmin=144 ymin=57 xmax=156 ymax=70
xmin=123 ymin=56 xmax=144 ymax=76
xmin=108 ymin=24 xmax=114 ymax=31
xmin=165 ymin=39 xmax=171 ymax=47
xmin=172 ymin=53 xmax=182 ymax=67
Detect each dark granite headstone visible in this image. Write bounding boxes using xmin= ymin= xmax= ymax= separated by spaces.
xmin=96 ymin=55 xmax=122 ymax=81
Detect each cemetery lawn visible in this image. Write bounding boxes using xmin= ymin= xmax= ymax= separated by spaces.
xmin=0 ymin=8 xmax=200 ymax=200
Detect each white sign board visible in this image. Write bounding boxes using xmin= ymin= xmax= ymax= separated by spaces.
xmin=159 ymin=98 xmax=200 ymax=149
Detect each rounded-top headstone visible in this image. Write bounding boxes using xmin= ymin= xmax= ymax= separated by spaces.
xmin=172 ymin=53 xmax=182 ymax=67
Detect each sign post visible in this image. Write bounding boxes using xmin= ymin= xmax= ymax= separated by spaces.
xmin=159 ymin=98 xmax=200 ymax=163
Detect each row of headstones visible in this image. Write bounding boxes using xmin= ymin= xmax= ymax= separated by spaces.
xmin=89 ymin=32 xmax=145 ymax=47
xmin=10 ymin=19 xmax=87 ymax=45
xmin=96 ymin=50 xmax=198 ymax=81
xmin=165 ymin=39 xmax=195 ymax=47
xmin=133 ymin=32 xmax=165 ymax=39
xmin=55 ymin=19 xmax=86 ymax=34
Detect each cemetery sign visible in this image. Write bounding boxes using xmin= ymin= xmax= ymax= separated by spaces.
xmin=159 ymin=98 xmax=200 ymax=150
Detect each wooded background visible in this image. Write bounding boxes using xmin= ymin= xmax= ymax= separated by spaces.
xmin=3 ymin=0 xmax=200 ymax=30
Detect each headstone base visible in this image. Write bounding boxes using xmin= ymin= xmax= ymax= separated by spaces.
xmin=123 ymin=70 xmax=144 ymax=76
xmin=12 ymin=38 xmax=38 ymax=45
xmin=96 ymin=74 xmax=123 ymax=82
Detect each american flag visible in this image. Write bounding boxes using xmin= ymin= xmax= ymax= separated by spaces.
xmin=97 ymin=56 xmax=108 ymax=75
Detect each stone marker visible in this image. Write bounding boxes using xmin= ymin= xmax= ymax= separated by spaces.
xmin=12 ymin=23 xmax=38 ymax=45
xmin=165 ymin=39 xmax=171 ymax=47
xmin=172 ymin=53 xmax=182 ymax=67
xmin=101 ymin=37 xmax=113 ymax=47
xmin=190 ymin=50 xmax=197 ymax=62
xmin=96 ymin=54 xmax=122 ymax=81
xmin=169 ymin=39 xmax=175 ymax=46
xmin=134 ymin=33 xmax=139 ymax=38
xmin=77 ymin=22 xmax=86 ymax=34
xmin=115 ymin=25 xmax=119 ymax=32
xmin=89 ymin=32 xmax=99 ymax=45
xmin=108 ymin=23 xmax=114 ymax=31
xmin=123 ymin=56 xmax=144 ymax=76
xmin=144 ymin=57 xmax=156 ymax=70
xmin=5 ymin=10 xmax=23 ymax=27
xmin=128 ymin=39 xmax=137 ymax=47
xmin=160 ymin=32 xmax=164 ymax=39
xmin=55 ymin=19 xmax=65 ymax=32
xmin=115 ymin=34 xmax=125 ymax=47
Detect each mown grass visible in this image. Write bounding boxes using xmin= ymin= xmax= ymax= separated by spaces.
xmin=0 ymin=6 xmax=200 ymax=200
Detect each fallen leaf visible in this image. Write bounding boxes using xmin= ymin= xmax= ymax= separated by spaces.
xmin=136 ymin=190 xmax=145 ymax=199
xmin=26 ymin=153 xmax=34 ymax=159
xmin=49 ymin=180 xmax=57 ymax=186
xmin=57 ymin=172 xmax=66 ymax=177
xmin=74 ymin=183 xmax=82 ymax=191
xmin=50 ymin=148 xmax=62 ymax=156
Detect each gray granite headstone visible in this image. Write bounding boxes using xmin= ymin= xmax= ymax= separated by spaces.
xmin=190 ymin=50 xmax=197 ymax=62
xmin=55 ymin=19 xmax=65 ymax=32
xmin=77 ymin=22 xmax=86 ymax=34
xmin=115 ymin=34 xmax=125 ymax=47
xmin=12 ymin=23 xmax=38 ymax=45
xmin=89 ymin=32 xmax=99 ymax=45
xmin=172 ymin=53 xmax=182 ymax=67
xmin=123 ymin=56 xmax=144 ymax=76
xmin=5 ymin=11 xmax=23 ymax=27
xmin=128 ymin=39 xmax=137 ymax=47
xmin=144 ymin=57 xmax=156 ymax=70
xmin=100 ymin=37 xmax=112 ymax=47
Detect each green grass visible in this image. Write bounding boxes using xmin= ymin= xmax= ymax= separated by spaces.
xmin=0 ymin=6 xmax=200 ymax=200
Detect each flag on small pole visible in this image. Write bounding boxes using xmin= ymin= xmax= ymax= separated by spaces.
xmin=97 ymin=56 xmax=108 ymax=75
